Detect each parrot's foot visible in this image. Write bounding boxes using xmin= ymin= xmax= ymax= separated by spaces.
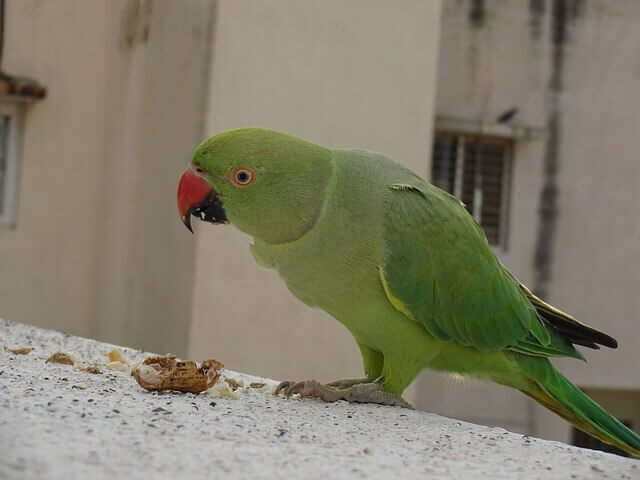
xmin=275 ymin=377 xmax=368 ymax=395
xmin=275 ymin=379 xmax=413 ymax=409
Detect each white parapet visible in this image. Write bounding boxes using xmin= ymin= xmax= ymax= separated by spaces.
xmin=0 ymin=319 xmax=637 ymax=479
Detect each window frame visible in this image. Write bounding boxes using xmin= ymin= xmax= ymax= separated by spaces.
xmin=431 ymin=131 xmax=514 ymax=252
xmin=0 ymin=101 xmax=23 ymax=228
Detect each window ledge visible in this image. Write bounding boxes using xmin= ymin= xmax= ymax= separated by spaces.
xmin=436 ymin=115 xmax=547 ymax=140
xmin=0 ymin=72 xmax=47 ymax=102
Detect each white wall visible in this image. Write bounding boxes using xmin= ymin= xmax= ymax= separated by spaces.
xmin=0 ymin=0 xmax=215 ymax=356
xmin=0 ymin=0 xmax=113 ymax=336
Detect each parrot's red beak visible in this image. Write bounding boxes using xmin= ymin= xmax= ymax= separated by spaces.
xmin=177 ymin=167 xmax=228 ymax=233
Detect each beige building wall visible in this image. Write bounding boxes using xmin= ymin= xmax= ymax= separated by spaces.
xmin=421 ymin=0 xmax=640 ymax=444
xmin=188 ymin=0 xmax=442 ymax=394
xmin=8 ymin=0 xmax=635 ymax=452
xmin=1 ymin=0 xmax=113 ymax=338
xmin=0 ymin=0 xmax=214 ymax=355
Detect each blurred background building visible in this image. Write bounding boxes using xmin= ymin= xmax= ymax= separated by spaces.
xmin=0 ymin=0 xmax=638 ymax=454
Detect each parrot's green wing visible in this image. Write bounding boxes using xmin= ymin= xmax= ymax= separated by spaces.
xmin=380 ymin=181 xmax=582 ymax=357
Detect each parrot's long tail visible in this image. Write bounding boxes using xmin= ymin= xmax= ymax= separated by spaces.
xmin=510 ymin=356 xmax=640 ymax=457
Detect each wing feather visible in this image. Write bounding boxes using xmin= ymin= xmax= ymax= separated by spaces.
xmin=380 ymin=181 xmax=595 ymax=358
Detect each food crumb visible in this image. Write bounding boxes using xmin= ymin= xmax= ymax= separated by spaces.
xmin=363 ymin=448 xmax=372 ymax=455
xmin=46 ymin=352 xmax=74 ymax=365
xmin=225 ymin=377 xmax=243 ymax=390
xmin=106 ymin=361 xmax=128 ymax=372
xmin=3 ymin=346 xmax=33 ymax=355
xmin=210 ymin=380 xmax=243 ymax=399
xmin=249 ymin=381 xmax=266 ymax=389
xmin=79 ymin=365 xmax=102 ymax=374
xmin=105 ymin=348 xmax=126 ymax=364
xmin=131 ymin=354 xmax=223 ymax=394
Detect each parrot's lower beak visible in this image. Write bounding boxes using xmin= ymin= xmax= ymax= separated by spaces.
xmin=177 ymin=167 xmax=228 ymax=234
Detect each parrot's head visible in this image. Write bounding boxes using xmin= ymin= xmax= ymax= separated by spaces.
xmin=177 ymin=128 xmax=333 ymax=244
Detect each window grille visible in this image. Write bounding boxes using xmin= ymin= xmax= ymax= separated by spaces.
xmin=431 ymin=133 xmax=513 ymax=248
xmin=0 ymin=103 xmax=22 ymax=228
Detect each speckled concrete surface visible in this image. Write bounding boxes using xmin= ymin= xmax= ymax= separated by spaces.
xmin=0 ymin=319 xmax=638 ymax=480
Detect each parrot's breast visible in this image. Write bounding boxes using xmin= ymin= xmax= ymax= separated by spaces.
xmin=248 ymin=149 xmax=414 ymax=325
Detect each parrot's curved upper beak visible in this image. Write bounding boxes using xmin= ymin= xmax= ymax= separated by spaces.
xmin=177 ymin=167 xmax=228 ymax=233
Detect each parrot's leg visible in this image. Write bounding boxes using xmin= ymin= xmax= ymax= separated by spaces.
xmin=276 ymin=379 xmax=413 ymax=408
xmin=357 ymin=342 xmax=384 ymax=380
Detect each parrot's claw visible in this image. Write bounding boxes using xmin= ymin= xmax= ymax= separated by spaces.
xmin=275 ymin=379 xmax=324 ymax=398
xmin=285 ymin=379 xmax=322 ymax=398
xmin=274 ymin=380 xmax=294 ymax=396
xmin=274 ymin=378 xmax=413 ymax=408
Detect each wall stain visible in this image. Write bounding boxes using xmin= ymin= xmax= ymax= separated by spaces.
xmin=120 ymin=0 xmax=154 ymax=51
xmin=532 ymin=0 xmax=583 ymax=299
xmin=529 ymin=0 xmax=545 ymax=39
xmin=469 ymin=0 xmax=485 ymax=29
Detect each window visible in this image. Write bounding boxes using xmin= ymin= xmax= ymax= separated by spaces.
xmin=0 ymin=102 xmax=22 ymax=228
xmin=0 ymin=3 xmax=47 ymax=228
xmin=431 ymin=133 xmax=513 ymax=248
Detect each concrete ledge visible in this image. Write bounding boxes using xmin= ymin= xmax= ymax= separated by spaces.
xmin=0 ymin=319 xmax=637 ymax=479
xmin=0 ymin=73 xmax=47 ymax=101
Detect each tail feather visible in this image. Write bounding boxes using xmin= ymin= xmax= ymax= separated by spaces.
xmin=512 ymin=357 xmax=640 ymax=456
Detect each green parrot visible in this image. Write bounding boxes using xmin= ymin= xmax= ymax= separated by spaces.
xmin=177 ymin=127 xmax=640 ymax=456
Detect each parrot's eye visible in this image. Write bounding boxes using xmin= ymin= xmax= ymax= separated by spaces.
xmin=231 ymin=167 xmax=256 ymax=187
